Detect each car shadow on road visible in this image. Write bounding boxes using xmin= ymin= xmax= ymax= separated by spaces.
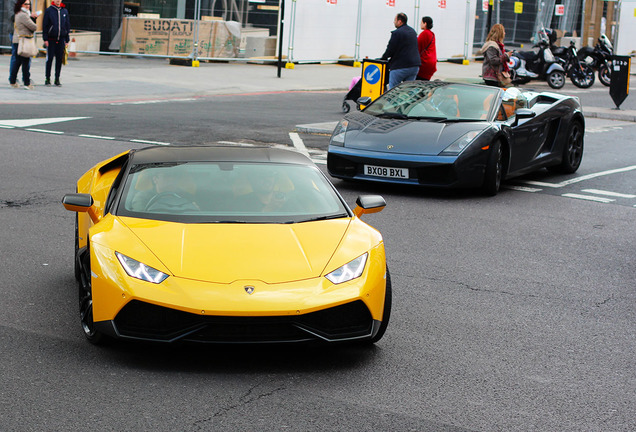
xmin=95 ymin=339 xmax=389 ymax=373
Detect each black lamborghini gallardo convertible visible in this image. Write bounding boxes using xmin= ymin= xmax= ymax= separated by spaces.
xmin=328 ymin=81 xmax=585 ymax=195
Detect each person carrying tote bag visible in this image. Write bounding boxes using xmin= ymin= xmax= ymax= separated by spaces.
xmin=18 ymin=35 xmax=38 ymax=58
xmin=9 ymin=0 xmax=38 ymax=90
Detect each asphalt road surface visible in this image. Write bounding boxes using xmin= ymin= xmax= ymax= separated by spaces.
xmin=1 ymin=93 xmax=635 ymax=431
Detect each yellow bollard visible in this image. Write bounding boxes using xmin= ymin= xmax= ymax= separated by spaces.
xmin=192 ymin=60 xmax=200 ymax=67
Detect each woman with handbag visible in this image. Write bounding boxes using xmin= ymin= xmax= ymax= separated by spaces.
xmin=416 ymin=16 xmax=437 ymax=81
xmin=479 ymin=23 xmax=511 ymax=87
xmin=9 ymin=0 xmax=38 ymax=90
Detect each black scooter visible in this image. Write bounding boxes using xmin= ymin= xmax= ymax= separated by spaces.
xmin=509 ymin=38 xmax=566 ymax=89
xmin=577 ymin=34 xmax=613 ymax=86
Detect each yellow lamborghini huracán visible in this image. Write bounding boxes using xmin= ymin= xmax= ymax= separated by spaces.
xmin=62 ymin=146 xmax=390 ymax=345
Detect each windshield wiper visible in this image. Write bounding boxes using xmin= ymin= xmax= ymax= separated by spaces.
xmin=295 ymin=213 xmax=348 ymax=223
xmin=407 ymin=116 xmax=448 ymax=121
xmin=443 ymin=118 xmax=483 ymax=123
xmin=376 ymin=112 xmax=409 ymax=119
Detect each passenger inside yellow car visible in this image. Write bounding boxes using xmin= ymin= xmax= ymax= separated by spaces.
xmin=234 ymin=166 xmax=291 ymax=213
xmin=128 ymin=167 xmax=199 ymax=213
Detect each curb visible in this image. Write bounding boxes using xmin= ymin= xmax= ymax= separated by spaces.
xmin=583 ymin=106 xmax=636 ymax=122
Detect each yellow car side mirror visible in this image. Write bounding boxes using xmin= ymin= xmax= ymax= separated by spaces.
xmin=62 ymin=193 xmax=100 ymax=222
xmin=353 ymin=195 xmax=386 ymax=217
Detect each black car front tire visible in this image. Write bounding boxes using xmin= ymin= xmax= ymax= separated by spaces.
xmin=482 ymin=140 xmax=503 ymax=196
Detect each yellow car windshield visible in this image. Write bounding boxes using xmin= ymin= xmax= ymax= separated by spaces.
xmin=117 ymin=162 xmax=349 ymax=223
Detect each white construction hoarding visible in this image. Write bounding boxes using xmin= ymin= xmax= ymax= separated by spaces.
xmin=281 ymin=0 xmax=477 ymax=62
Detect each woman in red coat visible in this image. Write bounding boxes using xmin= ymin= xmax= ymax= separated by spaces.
xmin=416 ymin=16 xmax=437 ymax=80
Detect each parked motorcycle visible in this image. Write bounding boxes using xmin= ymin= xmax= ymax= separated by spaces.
xmin=577 ymin=34 xmax=613 ymax=86
xmin=509 ymin=38 xmax=566 ymax=89
xmin=553 ymin=40 xmax=595 ymax=88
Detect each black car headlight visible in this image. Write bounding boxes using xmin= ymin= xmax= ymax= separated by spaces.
xmin=116 ymin=252 xmax=169 ymax=284
xmin=330 ymin=120 xmax=349 ymax=147
xmin=439 ymin=131 xmax=481 ymax=156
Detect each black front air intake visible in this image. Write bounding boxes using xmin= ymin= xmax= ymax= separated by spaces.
xmin=113 ymin=300 xmax=373 ymax=343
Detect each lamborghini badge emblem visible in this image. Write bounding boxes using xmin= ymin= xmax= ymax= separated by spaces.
xmin=244 ymin=286 xmax=255 ymax=295
xmin=387 ymin=145 xmax=394 ymax=150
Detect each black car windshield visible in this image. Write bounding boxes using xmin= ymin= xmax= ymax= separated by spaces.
xmin=364 ymin=82 xmax=500 ymax=121
xmin=116 ymin=162 xmax=349 ymax=223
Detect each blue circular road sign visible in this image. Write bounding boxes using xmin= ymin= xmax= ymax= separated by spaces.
xmin=364 ymin=64 xmax=381 ymax=85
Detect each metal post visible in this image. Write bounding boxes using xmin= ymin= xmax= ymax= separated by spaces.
xmin=354 ymin=0 xmax=363 ymax=65
xmin=286 ymin=0 xmax=297 ymax=66
xmin=414 ymin=0 xmax=421 ymax=31
xmin=192 ymin=0 xmax=201 ymax=64
xmin=277 ymin=0 xmax=285 ymax=77
xmin=464 ymin=0 xmax=471 ymax=62
xmin=614 ymin=0 xmax=622 ymax=52
xmin=496 ymin=0 xmax=500 ymax=24
xmin=580 ymin=0 xmax=586 ymax=45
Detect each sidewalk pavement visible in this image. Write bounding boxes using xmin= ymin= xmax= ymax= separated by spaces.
xmin=2 ymin=54 xmax=636 ymax=126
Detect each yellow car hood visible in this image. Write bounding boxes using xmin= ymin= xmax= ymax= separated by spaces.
xmin=119 ymin=217 xmax=351 ymax=284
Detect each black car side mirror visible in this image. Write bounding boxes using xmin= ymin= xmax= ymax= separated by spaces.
xmin=513 ymin=108 xmax=536 ymax=126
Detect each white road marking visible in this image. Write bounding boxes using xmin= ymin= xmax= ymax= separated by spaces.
xmin=0 ymin=125 xmax=15 ymax=129
xmin=562 ymin=193 xmax=615 ymax=203
xmin=521 ymin=165 xmax=636 ymax=188
xmin=504 ymin=185 xmax=543 ymax=192
xmin=289 ymin=132 xmax=311 ymax=158
xmin=25 ymin=128 xmax=64 ymax=134
xmin=522 ymin=180 xmax=563 ymax=188
xmin=130 ymin=139 xmax=170 ymax=146
xmin=78 ymin=134 xmax=116 ymax=140
xmin=0 ymin=117 xmax=89 ymax=127
xmin=586 ymin=126 xmax=624 ymax=134
xmin=581 ymin=189 xmax=636 ymax=199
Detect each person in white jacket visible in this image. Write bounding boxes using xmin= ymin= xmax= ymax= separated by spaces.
xmin=9 ymin=0 xmax=38 ymax=89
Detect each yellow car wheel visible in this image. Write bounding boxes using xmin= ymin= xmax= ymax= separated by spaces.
xmin=78 ymin=243 xmax=105 ymax=345
xmin=369 ymin=266 xmax=392 ymax=344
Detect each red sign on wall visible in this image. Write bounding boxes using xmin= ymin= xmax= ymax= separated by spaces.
xmin=438 ymin=0 xmax=447 ymax=8
xmin=327 ymin=0 xmax=337 ymax=4
xmin=555 ymin=4 xmax=565 ymax=16
xmin=386 ymin=0 xmax=395 ymax=6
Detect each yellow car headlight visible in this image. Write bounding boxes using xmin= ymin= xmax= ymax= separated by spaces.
xmin=325 ymin=253 xmax=368 ymax=284
xmin=115 ymin=252 xmax=169 ymax=284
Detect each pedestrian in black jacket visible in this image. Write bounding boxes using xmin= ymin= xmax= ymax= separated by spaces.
xmin=42 ymin=0 xmax=70 ymax=86
xmin=381 ymin=12 xmax=421 ymax=89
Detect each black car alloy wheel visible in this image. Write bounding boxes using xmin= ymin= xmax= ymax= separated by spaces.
xmin=564 ymin=121 xmax=584 ymax=172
